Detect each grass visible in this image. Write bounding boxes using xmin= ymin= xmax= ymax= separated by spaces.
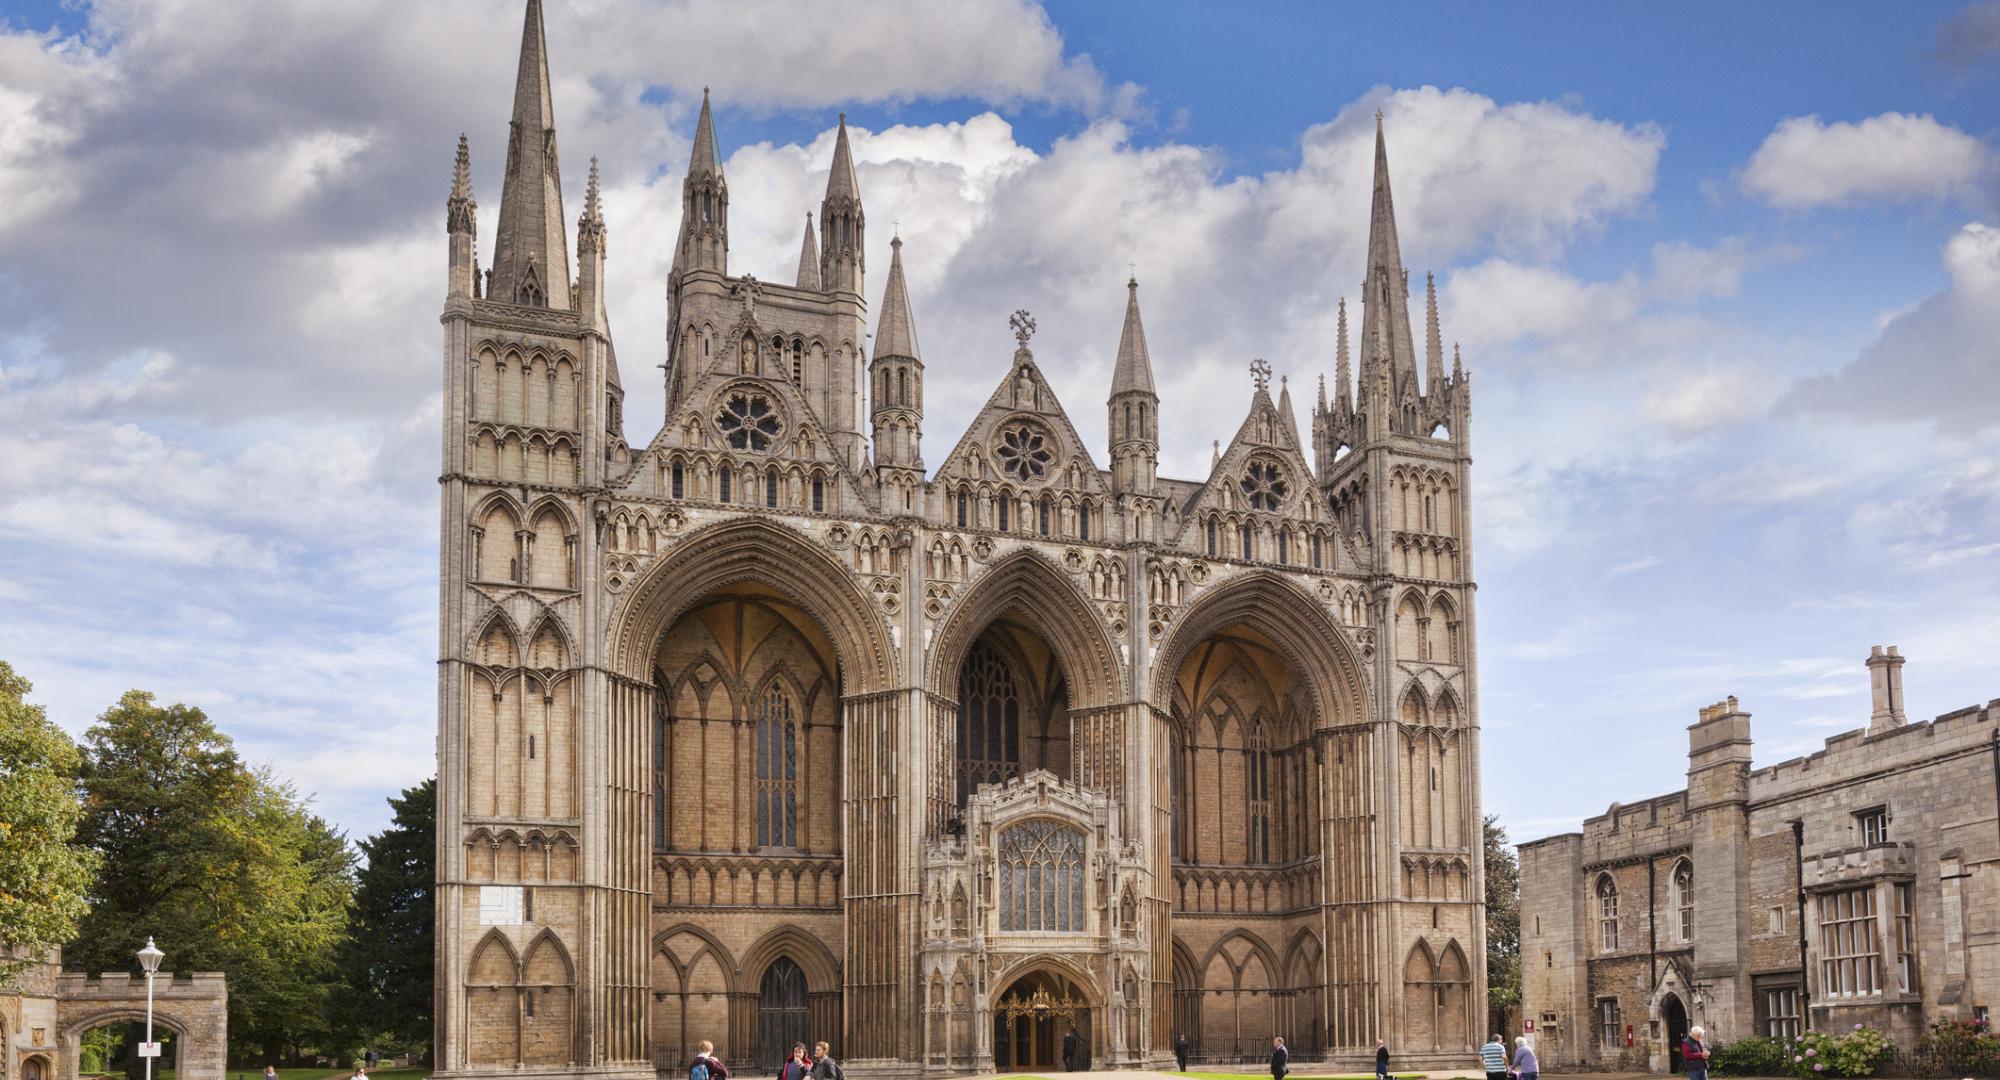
xmin=1169 ymin=1074 xmax=1431 ymax=1080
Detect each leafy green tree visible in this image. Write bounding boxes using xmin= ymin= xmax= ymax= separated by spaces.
xmin=0 ymin=661 xmax=100 ymax=978
xmin=335 ymin=778 xmax=435 ymax=1061
xmin=1484 ymin=815 xmax=1522 ymax=1010
xmin=66 ymin=690 xmax=355 ymax=1062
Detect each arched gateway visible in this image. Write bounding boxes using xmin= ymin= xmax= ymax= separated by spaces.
xmin=434 ymin=3 xmax=1484 ymax=1075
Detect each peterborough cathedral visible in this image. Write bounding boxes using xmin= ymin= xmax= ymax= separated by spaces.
xmin=435 ymin=3 xmax=1484 ymax=1077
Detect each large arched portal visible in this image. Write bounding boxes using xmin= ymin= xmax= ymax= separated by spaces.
xmin=992 ymin=968 xmax=1093 ymax=1072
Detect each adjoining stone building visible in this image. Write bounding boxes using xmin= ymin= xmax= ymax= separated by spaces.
xmin=434 ymin=2 xmax=1486 ymax=1078
xmin=0 ymin=949 xmax=228 ymax=1080
xmin=1520 ymin=648 xmax=2000 ymax=1072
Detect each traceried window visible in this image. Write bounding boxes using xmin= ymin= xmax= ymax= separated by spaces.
xmin=1819 ymin=886 xmax=1881 ymax=996
xmin=956 ymin=641 xmax=1020 ymax=807
xmin=1240 ymin=459 xmax=1290 ymax=511
xmin=1674 ymin=860 xmax=1694 ymax=943
xmin=717 ymin=392 xmax=781 ymax=451
xmin=995 ymin=422 xmax=1054 ymax=482
xmin=1598 ymin=875 xmax=1620 ymax=951
xmin=997 ymin=819 xmax=1086 ymax=932
xmin=754 ymin=686 xmax=798 ymax=848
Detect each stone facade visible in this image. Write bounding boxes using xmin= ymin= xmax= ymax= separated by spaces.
xmin=0 ymin=950 xmax=228 ymax=1080
xmin=1520 ymin=648 xmax=2000 ymax=1071
xmin=434 ymin=4 xmax=1485 ymax=1078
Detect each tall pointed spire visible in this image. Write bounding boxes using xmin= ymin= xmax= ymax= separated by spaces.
xmin=872 ymin=236 xmax=919 ymax=363
xmin=1109 ymin=275 xmax=1161 ymax=498
xmin=1278 ymin=375 xmax=1301 ymax=446
xmin=675 ymin=87 xmax=728 ymax=276
xmin=870 ymin=236 xmax=922 ymax=469
xmin=1357 ymin=111 xmax=1419 ymax=424
xmin=795 ymin=213 xmax=821 ymax=290
xmin=819 ymin=113 xmax=865 ymax=294
xmin=1111 ymin=276 xmax=1158 ymax=397
xmin=1425 ymin=271 xmax=1444 ymax=392
xmin=489 ymin=0 xmax=571 ymax=309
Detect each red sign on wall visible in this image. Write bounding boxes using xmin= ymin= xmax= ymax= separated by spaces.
xmin=1523 ymin=1019 xmax=1535 ymax=1033
xmin=1626 ymin=1024 xmax=1635 ymax=1047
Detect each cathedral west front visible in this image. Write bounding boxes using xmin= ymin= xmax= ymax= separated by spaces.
xmin=435 ymin=3 xmax=1486 ymax=1077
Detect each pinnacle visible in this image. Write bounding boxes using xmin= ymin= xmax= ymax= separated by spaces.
xmin=825 ymin=112 xmax=860 ymax=203
xmin=689 ymin=86 xmax=722 ymax=178
xmin=1110 ymin=275 xmax=1157 ymax=398
xmin=583 ymin=156 xmax=602 ymax=223
xmin=795 ymin=213 xmax=821 ymax=291
xmin=451 ymin=134 xmax=472 ymax=201
xmin=872 ymin=234 xmax=918 ymax=361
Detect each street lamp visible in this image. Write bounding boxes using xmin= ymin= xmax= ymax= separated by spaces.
xmin=137 ymin=938 xmax=164 ymax=1080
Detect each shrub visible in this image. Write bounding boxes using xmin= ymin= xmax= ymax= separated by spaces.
xmin=1777 ymin=1026 xmax=1893 ymax=1079
xmin=1713 ymin=1036 xmax=1792 ymax=1077
xmin=1913 ymin=1016 xmax=2000 ymax=1078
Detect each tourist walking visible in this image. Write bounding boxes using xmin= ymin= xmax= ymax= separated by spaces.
xmin=809 ymin=1042 xmax=841 ymax=1080
xmin=1682 ymin=1025 xmax=1711 ymax=1080
xmin=1512 ymin=1037 xmax=1538 ymax=1080
xmin=1480 ymin=1034 xmax=1509 ymax=1080
xmin=1174 ymin=1032 xmax=1190 ymax=1072
xmin=1270 ymin=1036 xmax=1288 ymax=1080
xmin=1375 ymin=1039 xmax=1389 ymax=1080
xmin=689 ymin=1040 xmax=728 ymax=1080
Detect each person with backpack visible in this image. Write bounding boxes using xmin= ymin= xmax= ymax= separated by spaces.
xmin=689 ymin=1040 xmax=728 ymax=1080
xmin=808 ymin=1041 xmax=841 ymax=1080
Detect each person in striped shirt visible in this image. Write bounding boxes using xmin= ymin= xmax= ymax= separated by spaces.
xmin=1479 ymin=1035 xmax=1509 ymax=1080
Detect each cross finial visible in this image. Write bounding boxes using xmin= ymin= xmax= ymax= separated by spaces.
xmin=892 ymin=218 xmax=900 ymax=237
xmin=1250 ymin=358 xmax=1272 ymax=391
xmin=1009 ymin=309 xmax=1037 ymax=349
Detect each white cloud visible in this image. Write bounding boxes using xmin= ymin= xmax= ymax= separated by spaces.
xmin=1741 ymin=112 xmax=1992 ymax=208
xmin=1642 ymin=362 xmax=1778 ymax=436
xmin=1783 ymin=222 xmax=2000 ymax=431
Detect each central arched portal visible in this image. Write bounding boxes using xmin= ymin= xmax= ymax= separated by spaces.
xmin=992 ymin=969 xmax=1092 ymax=1072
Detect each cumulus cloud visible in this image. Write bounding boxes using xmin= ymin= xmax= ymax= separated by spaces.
xmin=1782 ymin=222 xmax=2000 ymax=431
xmin=1741 ymin=112 xmax=1993 ymax=208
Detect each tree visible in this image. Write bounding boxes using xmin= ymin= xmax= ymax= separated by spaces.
xmin=0 ymin=661 xmax=100 ymax=978
xmin=66 ymin=690 xmax=355 ymax=1062
xmin=335 ymin=778 xmax=435 ymax=1060
xmin=1484 ymin=814 xmax=1522 ymax=1010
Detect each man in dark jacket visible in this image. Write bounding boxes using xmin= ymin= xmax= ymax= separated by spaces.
xmin=1062 ymin=1026 xmax=1080 ymax=1071
xmin=1270 ymin=1036 xmax=1289 ymax=1080
xmin=808 ymin=1042 xmax=839 ymax=1080
xmin=1174 ymin=1032 xmax=1190 ymax=1072
xmin=1376 ymin=1039 xmax=1389 ymax=1080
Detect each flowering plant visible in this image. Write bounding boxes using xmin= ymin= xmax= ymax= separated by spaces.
xmin=1784 ymin=1026 xmax=1892 ymax=1079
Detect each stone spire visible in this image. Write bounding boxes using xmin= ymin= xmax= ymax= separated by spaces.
xmin=489 ymin=0 xmax=571 ymax=310
xmin=872 ymin=237 xmax=919 ymax=363
xmin=1110 ymin=275 xmax=1158 ymax=397
xmin=795 ymin=213 xmax=821 ymax=291
xmin=1357 ymin=112 xmax=1419 ymax=425
xmin=577 ymin=158 xmax=611 ymax=344
xmin=870 ymin=236 xmax=921 ymax=469
xmin=675 ymin=88 xmax=728 ymax=276
xmin=819 ymin=114 xmax=865 ymax=294
xmin=447 ymin=135 xmax=479 ymax=299
xmin=1425 ymin=271 xmax=1445 ymax=393
xmin=1109 ymin=276 xmax=1160 ymax=498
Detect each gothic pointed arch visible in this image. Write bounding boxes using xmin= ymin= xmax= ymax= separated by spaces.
xmin=468 ymin=928 xmax=522 ymax=985
xmin=610 ymin=517 xmax=894 ymax=691
xmin=1148 ymin=571 xmax=1366 ymax=724
xmin=1198 ymin=928 xmax=1283 ymax=988
xmin=522 ymin=927 xmax=577 ymax=985
xmin=652 ymin=922 xmax=741 ymax=994
xmin=926 ymin=547 xmax=1122 ymax=709
xmin=738 ymin=923 xmax=842 ymax=992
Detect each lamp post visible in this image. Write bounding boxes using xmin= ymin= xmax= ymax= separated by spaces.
xmin=137 ymin=938 xmax=164 ymax=1080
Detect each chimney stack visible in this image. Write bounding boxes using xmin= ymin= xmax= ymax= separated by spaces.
xmin=1866 ymin=645 xmax=1907 ymax=735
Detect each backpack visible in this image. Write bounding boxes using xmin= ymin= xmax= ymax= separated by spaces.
xmin=691 ymin=1061 xmax=710 ymax=1080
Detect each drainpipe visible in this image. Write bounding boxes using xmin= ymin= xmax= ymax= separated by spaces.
xmin=1791 ymin=819 xmax=1811 ymax=1029
xmin=1648 ymin=859 xmax=1659 ymax=992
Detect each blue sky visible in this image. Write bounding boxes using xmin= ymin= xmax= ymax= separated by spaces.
xmin=1 ymin=0 xmax=1996 ymax=844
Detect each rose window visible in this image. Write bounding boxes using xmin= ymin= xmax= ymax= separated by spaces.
xmin=716 ymin=392 xmax=780 ymax=451
xmin=1240 ymin=460 xmax=1289 ymax=511
xmin=995 ymin=423 xmax=1053 ymax=481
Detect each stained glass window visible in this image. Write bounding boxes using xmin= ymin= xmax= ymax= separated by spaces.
xmin=717 ymin=392 xmax=781 ymax=451
xmin=1239 ymin=459 xmax=1290 ymax=511
xmin=996 ymin=423 xmax=1053 ymax=481
xmin=956 ymin=640 xmax=1020 ymax=806
xmin=754 ymin=686 xmax=798 ymax=848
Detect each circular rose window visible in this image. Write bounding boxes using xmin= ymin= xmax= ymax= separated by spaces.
xmin=995 ymin=421 xmax=1053 ymax=482
xmin=1240 ymin=459 xmax=1289 ymax=511
xmin=716 ymin=392 xmax=780 ymax=451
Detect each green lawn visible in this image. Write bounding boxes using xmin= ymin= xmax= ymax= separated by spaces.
xmin=1169 ymin=1073 xmax=1430 ymax=1080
